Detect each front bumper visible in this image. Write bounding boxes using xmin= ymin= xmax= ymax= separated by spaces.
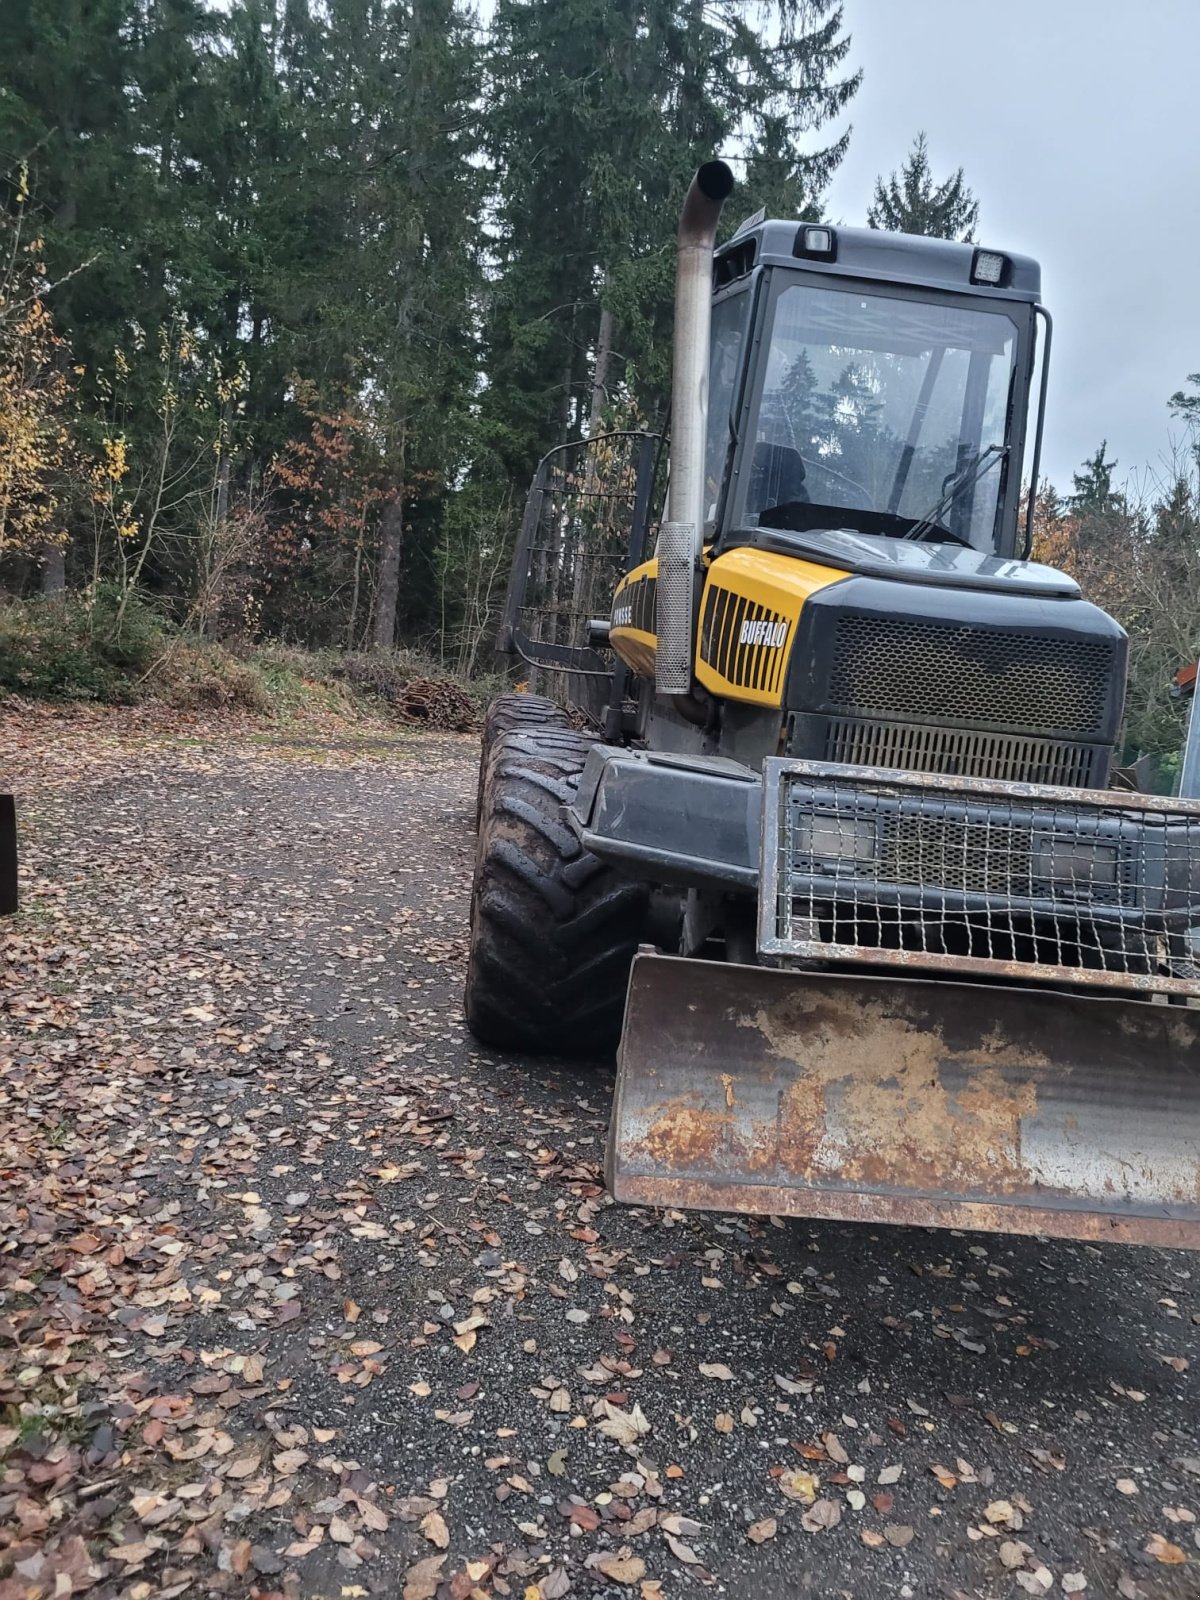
xmin=571 ymin=745 xmax=761 ymax=891
xmin=570 ymin=747 xmax=1200 ymax=1000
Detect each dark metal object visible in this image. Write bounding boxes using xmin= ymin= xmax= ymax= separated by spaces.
xmin=783 ymin=574 xmax=1126 ymax=789
xmin=497 ymin=431 xmax=661 ymax=728
xmin=609 ymin=953 xmax=1200 ymax=1248
xmin=822 ymin=718 xmax=1100 ymax=789
xmin=657 ymin=161 xmax=736 ymax=694
xmin=570 ymin=744 xmax=760 ymax=891
xmin=761 ymin=760 xmax=1200 ymax=1001
xmin=1023 ymin=305 xmax=1053 ymax=558
xmin=0 ymin=794 xmax=16 ymax=914
xmin=716 ymin=220 xmax=1042 ymax=304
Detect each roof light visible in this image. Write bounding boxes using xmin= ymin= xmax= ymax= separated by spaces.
xmin=793 ymin=224 xmax=837 ymax=261
xmin=971 ymin=249 xmax=1007 ymax=286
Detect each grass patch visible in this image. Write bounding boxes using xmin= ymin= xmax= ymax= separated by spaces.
xmin=0 ymin=593 xmax=492 ymax=730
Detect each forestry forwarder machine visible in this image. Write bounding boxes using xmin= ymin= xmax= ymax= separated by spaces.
xmin=466 ymin=161 xmax=1200 ymax=1249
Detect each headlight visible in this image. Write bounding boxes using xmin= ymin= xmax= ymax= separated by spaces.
xmin=1034 ymin=836 xmax=1119 ymax=889
xmin=794 ymin=811 xmax=877 ymax=868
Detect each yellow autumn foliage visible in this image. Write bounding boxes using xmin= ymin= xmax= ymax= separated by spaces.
xmin=0 ymin=197 xmax=77 ymax=558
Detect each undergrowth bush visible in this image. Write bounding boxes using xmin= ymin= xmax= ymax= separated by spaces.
xmin=0 ymin=593 xmax=494 ymax=725
xmin=0 ymin=590 xmax=168 ymax=700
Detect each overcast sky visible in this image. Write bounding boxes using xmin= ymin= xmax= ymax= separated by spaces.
xmin=821 ymin=0 xmax=1199 ymax=494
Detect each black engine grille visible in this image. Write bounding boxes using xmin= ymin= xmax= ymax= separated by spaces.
xmin=824 ymin=718 xmax=1102 ymax=787
xmin=828 ymin=614 xmax=1115 ymax=736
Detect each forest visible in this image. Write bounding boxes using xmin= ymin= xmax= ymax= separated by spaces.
xmin=1 ymin=0 xmax=1197 ymax=776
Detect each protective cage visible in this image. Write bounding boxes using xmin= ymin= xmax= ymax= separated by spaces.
xmin=759 ymin=759 xmax=1200 ymax=1001
xmin=497 ymin=430 xmax=662 ymax=725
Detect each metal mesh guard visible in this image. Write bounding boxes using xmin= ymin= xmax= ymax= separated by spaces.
xmin=759 ymin=759 xmax=1200 ymax=1001
xmin=655 ymin=521 xmax=695 ymax=693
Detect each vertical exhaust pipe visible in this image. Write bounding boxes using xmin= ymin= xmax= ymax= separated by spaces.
xmin=656 ymin=159 xmax=735 ymax=695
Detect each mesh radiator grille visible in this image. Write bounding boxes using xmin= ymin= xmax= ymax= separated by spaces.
xmin=828 ymin=614 xmax=1114 ymax=734
xmin=824 ymin=717 xmax=1101 ymax=787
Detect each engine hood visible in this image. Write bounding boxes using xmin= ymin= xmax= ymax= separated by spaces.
xmin=738 ymin=525 xmax=1080 ymax=600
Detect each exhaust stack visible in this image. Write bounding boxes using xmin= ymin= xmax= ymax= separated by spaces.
xmin=656 ymin=160 xmax=735 ymax=695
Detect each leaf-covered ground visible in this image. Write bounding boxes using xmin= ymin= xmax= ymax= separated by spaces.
xmin=2 ymin=703 xmax=1198 ymax=1600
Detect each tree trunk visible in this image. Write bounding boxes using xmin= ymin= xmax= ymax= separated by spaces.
xmin=588 ymin=301 xmax=615 ymax=437
xmin=372 ymin=494 xmax=404 ymax=650
xmin=41 ymin=544 xmax=66 ymax=593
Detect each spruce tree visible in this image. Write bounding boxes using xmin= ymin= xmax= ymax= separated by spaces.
xmin=867 ymin=131 xmax=979 ymax=242
xmin=482 ymin=0 xmax=860 ymax=481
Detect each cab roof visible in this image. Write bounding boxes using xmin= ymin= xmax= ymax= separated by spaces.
xmin=716 ymin=219 xmax=1041 ymax=303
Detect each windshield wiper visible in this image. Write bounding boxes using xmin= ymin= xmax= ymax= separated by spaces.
xmin=902 ymin=443 xmax=1007 ymax=543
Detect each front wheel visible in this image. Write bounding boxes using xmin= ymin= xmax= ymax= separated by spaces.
xmin=475 ymin=693 xmax=569 ymax=830
xmin=465 ymin=728 xmax=647 ymax=1055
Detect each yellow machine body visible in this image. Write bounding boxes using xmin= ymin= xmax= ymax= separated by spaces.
xmin=610 ymin=547 xmax=849 ymax=706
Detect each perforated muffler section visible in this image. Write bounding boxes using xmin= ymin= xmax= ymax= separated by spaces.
xmin=655 ymin=521 xmax=696 ymax=693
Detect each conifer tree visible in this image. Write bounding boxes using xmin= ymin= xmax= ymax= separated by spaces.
xmin=867 ymin=131 xmax=979 ymax=241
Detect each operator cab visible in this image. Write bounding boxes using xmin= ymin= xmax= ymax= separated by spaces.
xmin=706 ymin=220 xmax=1047 ymax=566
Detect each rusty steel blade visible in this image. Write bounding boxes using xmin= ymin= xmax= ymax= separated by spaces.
xmin=608 ymin=954 xmax=1200 ymax=1248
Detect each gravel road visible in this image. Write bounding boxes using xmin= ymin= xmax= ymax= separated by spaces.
xmin=2 ymin=709 xmax=1198 ymax=1600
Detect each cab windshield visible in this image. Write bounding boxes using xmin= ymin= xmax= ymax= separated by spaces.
xmin=735 ymin=280 xmax=1019 ymax=551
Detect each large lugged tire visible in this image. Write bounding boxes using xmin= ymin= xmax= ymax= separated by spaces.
xmin=475 ymin=694 xmax=570 ymax=830
xmin=465 ymin=728 xmax=647 ymax=1055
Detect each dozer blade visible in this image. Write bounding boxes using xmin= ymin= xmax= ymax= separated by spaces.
xmin=608 ymin=954 xmax=1200 ymax=1248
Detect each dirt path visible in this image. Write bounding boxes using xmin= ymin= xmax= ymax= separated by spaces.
xmin=2 ymin=708 xmax=1198 ymax=1600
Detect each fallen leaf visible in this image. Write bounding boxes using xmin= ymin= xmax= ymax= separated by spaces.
xmin=403 ymin=1554 xmax=447 ymax=1600
xmin=801 ymin=1498 xmax=842 ymax=1533
xmin=1062 ymin=1575 xmax=1087 ymax=1594
xmin=595 ymin=1400 xmax=651 ymax=1447
xmin=1115 ymin=1478 xmax=1138 ymax=1495
xmin=747 ymin=1518 xmax=777 ymax=1544
xmin=358 ymin=1500 xmax=389 ymax=1533
xmin=1015 ymin=1569 xmax=1054 ymax=1595
xmin=984 ymin=1499 xmax=1015 ymax=1525
xmin=861 ymin=1528 xmax=885 ymax=1549
xmin=699 ymin=1362 xmax=735 ymax=1381
xmin=658 ymin=1514 xmax=701 ymax=1538
xmin=663 ymin=1532 xmax=701 ymax=1563
xmin=1144 ymin=1533 xmax=1186 ymax=1565
xmin=884 ymin=1524 xmax=914 ymax=1548
xmin=877 ymin=1465 xmax=902 ymax=1485
xmin=714 ymin=1412 xmax=734 ymax=1434
xmin=999 ymin=1541 xmax=1027 ymax=1569
xmin=593 ymin=1553 xmax=646 ymax=1585
xmin=420 ymin=1510 xmax=449 ymax=1549
xmin=779 ymin=1469 xmax=820 ymax=1505
xmin=775 ymin=1374 xmax=813 ymax=1396
xmin=564 ymin=1503 xmax=600 ymax=1531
